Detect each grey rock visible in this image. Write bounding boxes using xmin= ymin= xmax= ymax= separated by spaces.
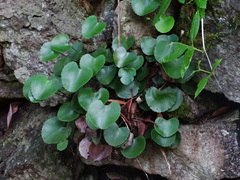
xmin=179 ymin=0 xmax=240 ymax=103
xmin=82 ymin=110 xmax=240 ymax=180
xmin=0 ymin=81 xmax=23 ymax=99
xmin=0 ymin=102 xmax=81 ymax=179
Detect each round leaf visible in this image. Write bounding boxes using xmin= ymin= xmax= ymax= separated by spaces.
xmin=141 ymin=36 xmax=156 ymax=56
xmin=31 ymin=74 xmax=61 ymax=100
xmin=79 ymin=54 xmax=105 ymax=75
xmin=169 ymin=131 xmax=181 ymax=148
xmin=115 ymin=79 xmax=140 ymax=99
xmin=68 ymin=42 xmax=84 ymax=60
xmin=50 ymin=34 xmax=71 ymax=53
xmin=41 ymin=117 xmax=72 ymax=144
xmin=71 ymin=94 xmax=85 ymax=114
xmin=118 ymin=68 xmax=136 ymax=85
xmin=53 ymin=57 xmax=71 ymax=76
xmin=112 ymin=35 xmax=135 ymax=51
xmin=167 ymin=88 xmax=183 ymax=112
xmin=126 ymin=56 xmax=144 ymax=71
xmin=61 ymin=62 xmax=93 ymax=92
xmin=155 ymin=15 xmax=175 ymax=33
xmin=131 ymin=0 xmax=160 ymax=16
xmin=145 ymin=87 xmax=177 ymax=113
xmin=86 ymin=100 xmax=121 ymax=129
xmin=78 ymin=87 xmax=109 ymax=111
xmin=151 ymin=129 xmax=176 ymax=147
xmin=154 ymin=117 xmax=179 ymax=137
xmin=96 ymin=65 xmax=117 ymax=85
xmin=40 ymin=42 xmax=59 ymax=62
xmin=57 ymin=102 xmax=80 ymax=122
xmin=82 ymin=15 xmax=106 ymax=39
xmin=120 ymin=136 xmax=146 ymax=158
xmin=104 ymin=123 xmax=130 ymax=147
xmin=113 ymin=47 xmax=137 ymax=68
xmin=57 ymin=139 xmax=68 ymax=151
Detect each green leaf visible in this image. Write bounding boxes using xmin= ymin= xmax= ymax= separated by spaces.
xmin=167 ymin=88 xmax=183 ymax=112
xmin=194 ymin=75 xmax=210 ymax=98
xmin=115 ymin=79 xmax=140 ymax=99
xmin=79 ymin=54 xmax=105 ymax=75
xmin=145 ymin=87 xmax=177 ymax=113
xmin=61 ymin=62 xmax=93 ymax=92
xmin=118 ymin=68 xmax=136 ymax=85
xmin=78 ymin=87 xmax=109 ymax=111
xmin=23 ymin=75 xmax=41 ymax=102
xmin=53 ymin=57 xmax=71 ymax=76
xmin=126 ymin=56 xmax=144 ymax=70
xmin=154 ymin=117 xmax=179 ymax=137
xmin=86 ymin=100 xmax=121 ymax=129
xmin=30 ymin=74 xmax=61 ymax=100
xmin=57 ymin=102 xmax=80 ymax=122
xmin=40 ymin=42 xmax=60 ymax=62
xmin=140 ymin=36 xmax=156 ymax=56
xmin=131 ymin=0 xmax=160 ymax=16
xmin=156 ymin=34 xmax=179 ymax=43
xmin=92 ymin=48 xmax=113 ymax=62
xmin=68 ymin=42 xmax=84 ymax=60
xmin=195 ymin=0 xmax=207 ymax=9
xmin=104 ymin=123 xmax=130 ymax=147
xmin=82 ymin=15 xmax=106 ymax=39
xmin=190 ymin=10 xmax=200 ymax=44
xmin=178 ymin=0 xmax=185 ymax=3
xmin=112 ymin=35 xmax=135 ymax=51
xmin=96 ymin=65 xmax=117 ymax=85
xmin=153 ymin=0 xmax=172 ymax=24
xmin=120 ymin=136 xmax=146 ymax=158
xmin=136 ymin=67 xmax=149 ymax=81
xmin=154 ymin=41 xmax=187 ymax=63
xmin=212 ymin=59 xmax=222 ymax=71
xmin=71 ymin=94 xmax=86 ymax=114
xmin=57 ymin=139 xmax=68 ymax=151
xmin=50 ymin=34 xmax=71 ymax=53
xmin=113 ymin=47 xmax=137 ymax=68
xmin=155 ymin=15 xmax=175 ymax=33
xmin=41 ymin=117 xmax=72 ymax=144
xmin=169 ymin=131 xmax=181 ymax=148
xmin=151 ymin=129 xmax=176 ymax=147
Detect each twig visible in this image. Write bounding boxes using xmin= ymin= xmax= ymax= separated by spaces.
xmin=117 ymin=0 xmax=121 ymax=47
xmin=160 ymin=148 xmax=172 ymax=175
xmin=201 ymin=18 xmax=222 ymax=89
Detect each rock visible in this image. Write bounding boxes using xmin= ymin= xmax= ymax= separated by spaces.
xmin=0 ymin=81 xmax=23 ymax=99
xmin=179 ymin=0 xmax=240 ymax=103
xmin=0 ymin=102 xmax=82 ymax=179
xmin=82 ymin=110 xmax=240 ymax=180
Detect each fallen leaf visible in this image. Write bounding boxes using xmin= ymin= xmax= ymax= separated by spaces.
xmin=75 ymin=116 xmax=88 ymax=133
xmin=7 ymin=102 xmax=21 ymax=129
xmin=121 ymin=132 xmax=134 ymax=149
xmin=79 ymin=137 xmax=92 ymax=159
xmin=135 ymin=121 xmax=147 ymax=136
xmin=89 ymin=143 xmax=112 ymax=161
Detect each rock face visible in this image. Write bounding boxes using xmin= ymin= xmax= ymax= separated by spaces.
xmin=180 ymin=0 xmax=240 ymax=103
xmin=0 ymin=102 xmax=81 ymax=180
xmin=82 ymin=110 xmax=240 ymax=180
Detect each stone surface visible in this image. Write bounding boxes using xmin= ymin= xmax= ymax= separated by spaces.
xmin=82 ymin=110 xmax=240 ymax=180
xmin=0 ymin=81 xmax=23 ymax=99
xmin=0 ymin=102 xmax=82 ymax=179
xmin=179 ymin=0 xmax=240 ymax=103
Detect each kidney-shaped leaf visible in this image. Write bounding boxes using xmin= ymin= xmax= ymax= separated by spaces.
xmin=120 ymin=136 xmax=146 ymax=158
xmin=86 ymin=100 xmax=121 ymax=129
xmin=118 ymin=68 xmax=136 ymax=85
xmin=141 ymin=36 xmax=156 ymax=56
xmin=57 ymin=102 xmax=80 ymax=122
xmin=167 ymin=88 xmax=183 ymax=112
xmin=145 ymin=87 xmax=177 ymax=113
xmin=79 ymin=54 xmax=105 ymax=75
xmin=151 ymin=129 xmax=176 ymax=147
xmin=78 ymin=87 xmax=109 ymax=111
xmin=96 ymin=65 xmax=117 ymax=85
xmin=61 ymin=62 xmax=93 ymax=92
xmin=30 ymin=74 xmax=61 ymax=101
xmin=104 ymin=123 xmax=130 ymax=147
xmin=41 ymin=117 xmax=72 ymax=144
xmin=113 ymin=47 xmax=137 ymax=68
xmin=82 ymin=15 xmax=106 ymax=39
xmin=154 ymin=117 xmax=179 ymax=137
xmin=112 ymin=35 xmax=135 ymax=51
xmin=40 ymin=42 xmax=60 ymax=62
xmin=115 ymin=79 xmax=140 ymax=99
xmin=50 ymin=34 xmax=71 ymax=53
xmin=155 ymin=15 xmax=175 ymax=33
xmin=57 ymin=139 xmax=68 ymax=151
xmin=131 ymin=0 xmax=160 ymax=16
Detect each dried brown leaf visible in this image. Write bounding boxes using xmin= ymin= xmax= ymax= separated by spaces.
xmin=79 ymin=137 xmax=92 ymax=159
xmin=75 ymin=116 xmax=88 ymax=133
xmin=89 ymin=143 xmax=112 ymax=161
xmin=7 ymin=102 xmax=21 ymax=129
